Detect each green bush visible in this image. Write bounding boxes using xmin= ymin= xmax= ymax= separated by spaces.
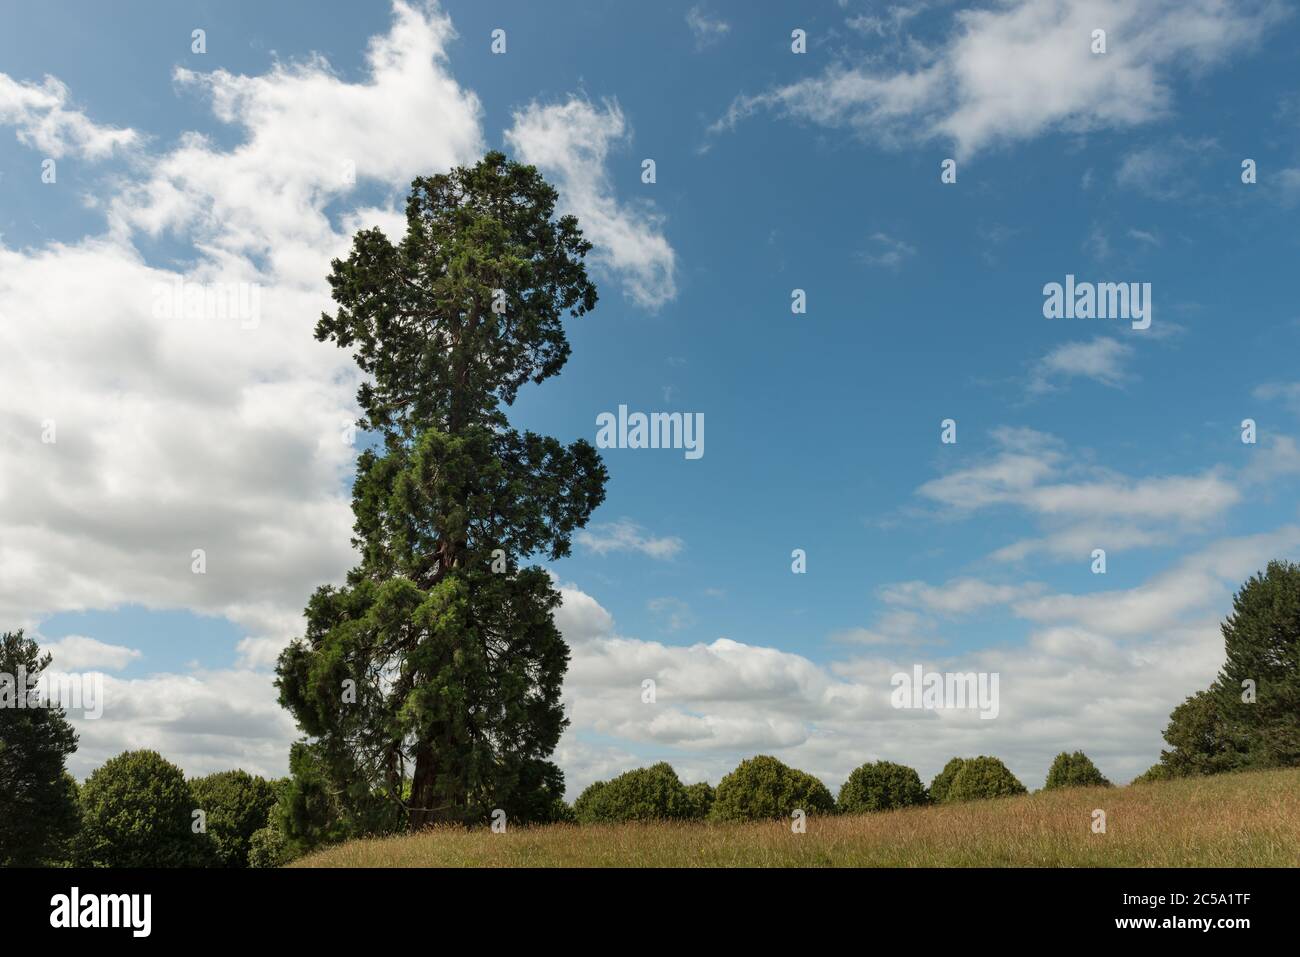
xmin=247 ymin=824 xmax=291 ymax=868
xmin=189 ymin=770 xmax=278 ymax=867
xmin=77 ymin=750 xmax=216 ymax=867
xmin=683 ymin=781 xmax=715 ymax=819
xmin=572 ymin=780 xmax=608 ymax=822
xmin=838 ymin=761 xmax=928 ymax=813
xmin=710 ymin=755 xmax=835 ymax=821
xmin=929 ymin=757 xmax=967 ymax=804
xmin=1131 ymin=763 xmax=1174 ymax=785
xmin=572 ymin=763 xmax=694 ymax=823
xmin=945 ymin=756 xmax=1027 ymax=802
xmin=1042 ymin=751 xmax=1111 ymax=790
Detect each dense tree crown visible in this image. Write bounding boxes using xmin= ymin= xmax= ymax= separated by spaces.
xmin=0 ymin=630 xmax=81 ymax=866
xmin=838 ymin=761 xmax=928 ymax=813
xmin=1149 ymin=560 xmax=1300 ymax=778
xmin=710 ymin=755 xmax=836 ymax=821
xmin=276 ymin=152 xmax=607 ymax=832
xmin=1042 ymin=751 xmax=1110 ymax=790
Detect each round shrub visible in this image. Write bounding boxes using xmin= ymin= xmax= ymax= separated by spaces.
xmin=78 ymin=749 xmax=215 ymax=867
xmin=710 ymin=755 xmax=835 ymax=821
xmin=189 ymin=769 xmax=277 ymax=867
xmin=247 ymin=825 xmax=291 ymax=868
xmin=572 ymin=763 xmax=693 ymax=823
xmin=1042 ymin=751 xmax=1111 ymax=790
xmin=838 ymin=761 xmax=928 ymax=813
xmin=945 ymin=756 xmax=1027 ymax=802
xmin=929 ymin=757 xmax=967 ymax=804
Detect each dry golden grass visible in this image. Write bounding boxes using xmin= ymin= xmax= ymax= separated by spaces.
xmin=292 ymin=766 xmax=1300 ymax=868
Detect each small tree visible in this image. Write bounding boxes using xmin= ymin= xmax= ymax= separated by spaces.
xmin=189 ymin=770 xmax=278 ymax=867
xmin=1042 ymin=751 xmax=1111 ymax=790
xmin=929 ymin=757 xmax=967 ymax=804
xmin=78 ymin=750 xmax=215 ymax=867
xmin=0 ymin=630 xmax=81 ymax=866
xmin=945 ymin=756 xmax=1027 ymax=802
xmin=710 ymin=755 xmax=835 ymax=821
xmin=572 ymin=763 xmax=693 ymax=823
xmin=838 ymin=761 xmax=928 ymax=813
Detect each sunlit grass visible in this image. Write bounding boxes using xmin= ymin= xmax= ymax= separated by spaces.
xmin=292 ymin=766 xmax=1300 ymax=868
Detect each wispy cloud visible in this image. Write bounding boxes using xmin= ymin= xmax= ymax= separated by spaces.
xmin=576 ymin=520 xmax=684 ymax=560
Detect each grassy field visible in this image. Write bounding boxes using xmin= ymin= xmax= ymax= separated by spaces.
xmin=293 ymin=767 xmax=1300 ymax=867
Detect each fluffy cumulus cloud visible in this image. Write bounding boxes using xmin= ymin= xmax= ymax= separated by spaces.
xmin=0 ymin=74 xmax=138 ymax=158
xmin=1 ymin=0 xmax=681 ymax=779
xmin=713 ymin=0 xmax=1283 ymax=158
xmin=505 ymin=97 xmax=677 ymax=309
xmin=550 ymin=530 xmax=1268 ymax=796
xmin=0 ymin=1 xmax=484 ymax=653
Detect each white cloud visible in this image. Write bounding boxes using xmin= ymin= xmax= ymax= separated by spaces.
xmin=685 ymin=6 xmax=730 ymax=50
xmin=0 ymin=1 xmax=484 ymax=676
xmin=64 ymin=669 xmax=299 ymax=780
xmin=1029 ymin=336 xmax=1135 ymax=392
xmin=712 ymin=0 xmax=1281 ymax=159
xmin=0 ymin=74 xmax=138 ymax=158
xmin=42 ymin=635 xmax=142 ymax=672
xmin=505 ymin=97 xmax=677 ymax=309
xmin=858 ymin=231 xmax=917 ymax=270
xmin=915 ymin=426 xmax=1249 ymax=565
xmin=550 ymin=549 xmax=1265 ymax=795
xmin=575 ymin=520 xmax=684 ymax=559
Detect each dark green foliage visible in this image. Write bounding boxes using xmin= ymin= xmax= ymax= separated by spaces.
xmin=572 ymin=763 xmax=695 ymax=823
xmin=1155 ymin=690 xmax=1242 ymax=777
xmin=77 ymin=750 xmax=216 ymax=867
xmin=276 ymin=152 xmax=606 ymax=831
xmin=0 ymin=630 xmax=81 ymax=866
xmin=710 ymin=755 xmax=836 ymax=821
xmin=929 ymin=757 xmax=967 ymax=804
xmin=1210 ymin=560 xmax=1300 ymax=768
xmin=189 ymin=770 xmax=278 ymax=867
xmin=838 ymin=761 xmax=928 ymax=813
xmin=945 ymin=756 xmax=1027 ymax=802
xmin=1042 ymin=751 xmax=1111 ymax=790
xmin=274 ymin=740 xmax=401 ymax=855
xmin=1151 ymin=561 xmax=1300 ymax=778
xmin=683 ymin=781 xmax=715 ymax=820
xmin=498 ymin=759 xmax=571 ymax=824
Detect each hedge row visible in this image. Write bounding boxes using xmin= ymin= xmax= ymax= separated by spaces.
xmin=570 ymin=750 xmax=1112 ymax=824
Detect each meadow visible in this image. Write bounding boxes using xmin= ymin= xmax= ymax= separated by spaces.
xmin=293 ymin=766 xmax=1300 ymax=868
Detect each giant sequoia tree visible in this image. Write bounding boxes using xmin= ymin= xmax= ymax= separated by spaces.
xmin=276 ymin=152 xmax=607 ymax=831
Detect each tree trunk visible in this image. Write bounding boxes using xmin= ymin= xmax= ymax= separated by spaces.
xmin=408 ymin=745 xmax=437 ymax=829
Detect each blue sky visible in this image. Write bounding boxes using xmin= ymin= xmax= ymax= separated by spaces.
xmin=4 ymin=0 xmax=1300 ymax=793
